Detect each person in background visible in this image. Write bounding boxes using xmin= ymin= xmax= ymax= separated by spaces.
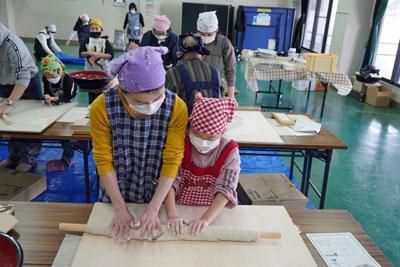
xmin=0 ymin=23 xmax=43 ymax=172
xmin=80 ymin=18 xmax=114 ymax=71
xmin=66 ymin=13 xmax=90 ymax=48
xmin=41 ymin=55 xmax=78 ymax=172
xmin=166 ymin=33 xmax=222 ymax=114
xmin=140 ymin=15 xmax=178 ymax=70
xmin=164 ymin=94 xmax=240 ymax=236
xmin=123 ymin=3 xmax=144 ymax=46
xmin=79 ymin=18 xmax=114 ymax=103
xmin=197 ymin=11 xmax=237 ymax=102
xmin=90 ymin=47 xmax=188 ymax=241
xmin=34 ymin=23 xmax=62 ymax=62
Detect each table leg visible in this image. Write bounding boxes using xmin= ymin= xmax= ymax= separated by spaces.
xmin=276 ymin=80 xmax=283 ymax=108
xmin=305 ymin=81 xmax=312 ymax=112
xmin=304 ymin=150 xmax=314 ymax=197
xmin=320 ymin=82 xmax=328 ymax=120
xmin=300 ymin=151 xmax=309 ymax=193
xmin=289 ymin=151 xmax=295 ymax=181
xmin=83 ymin=141 xmax=91 ymax=203
xmin=319 ymin=149 xmax=333 ymax=209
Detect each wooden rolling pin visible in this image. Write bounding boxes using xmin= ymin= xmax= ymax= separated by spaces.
xmin=59 ymin=223 xmax=281 ymax=242
xmin=1 ymin=114 xmax=12 ymax=125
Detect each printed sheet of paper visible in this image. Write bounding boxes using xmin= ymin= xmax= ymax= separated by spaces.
xmin=307 ymin=233 xmax=381 ymax=267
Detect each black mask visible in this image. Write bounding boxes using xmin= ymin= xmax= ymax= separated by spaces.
xmin=90 ymin=32 xmax=101 ymax=38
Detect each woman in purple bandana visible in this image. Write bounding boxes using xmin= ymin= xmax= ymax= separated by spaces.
xmin=90 ymin=46 xmax=188 ymax=240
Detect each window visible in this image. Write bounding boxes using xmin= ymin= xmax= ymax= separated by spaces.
xmin=374 ymin=0 xmax=400 ymax=83
xmin=303 ymin=0 xmax=338 ymax=53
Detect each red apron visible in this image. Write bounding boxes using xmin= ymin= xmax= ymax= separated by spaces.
xmin=175 ymin=134 xmax=238 ymax=206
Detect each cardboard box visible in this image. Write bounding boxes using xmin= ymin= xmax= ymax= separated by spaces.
xmin=366 ymin=85 xmax=392 ymax=107
xmin=237 ymin=173 xmax=307 ymax=208
xmin=0 ymin=168 xmax=46 ymax=201
xmin=352 ymin=76 xmax=381 ymax=95
xmin=305 ymin=53 xmax=338 ymax=73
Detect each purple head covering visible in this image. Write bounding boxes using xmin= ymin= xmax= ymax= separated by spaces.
xmin=105 ymin=46 xmax=168 ymax=93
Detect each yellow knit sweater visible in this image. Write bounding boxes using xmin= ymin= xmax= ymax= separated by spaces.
xmin=90 ymin=89 xmax=188 ymax=178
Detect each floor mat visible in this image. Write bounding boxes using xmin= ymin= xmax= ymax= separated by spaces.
xmin=0 ymin=145 xmax=313 ymax=208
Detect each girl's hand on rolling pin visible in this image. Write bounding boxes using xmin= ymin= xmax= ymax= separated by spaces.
xmin=167 ymin=216 xmax=188 ymax=236
xmin=189 ymin=218 xmax=209 ymax=236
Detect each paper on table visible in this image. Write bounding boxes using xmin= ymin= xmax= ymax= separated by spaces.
xmin=287 ymin=114 xmax=311 ymax=122
xmin=266 ymin=119 xmax=316 ymax=136
xmin=292 ymin=119 xmax=321 ymax=134
xmin=307 ymin=233 xmax=381 ymax=267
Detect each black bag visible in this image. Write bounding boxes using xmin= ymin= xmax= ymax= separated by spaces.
xmin=357 ymin=65 xmax=381 ymax=83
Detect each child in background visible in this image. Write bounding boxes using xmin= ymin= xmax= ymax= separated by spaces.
xmin=79 ymin=18 xmax=114 ymax=103
xmin=80 ymin=18 xmax=114 ymax=71
xmin=41 ymin=55 xmax=78 ymax=172
xmin=164 ymin=94 xmax=240 ymax=236
xmin=66 ymin=14 xmax=90 ymax=48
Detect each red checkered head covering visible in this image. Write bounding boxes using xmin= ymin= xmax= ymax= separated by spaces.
xmin=189 ymin=94 xmax=236 ymax=135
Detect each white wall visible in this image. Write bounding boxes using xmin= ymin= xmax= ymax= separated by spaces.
xmin=12 ymin=0 xmax=128 ymax=41
xmin=7 ymin=0 xmax=298 ymax=41
xmin=0 ymin=0 xmax=16 ymax=31
xmin=161 ymin=0 xmax=299 ymax=34
xmin=330 ymin=0 xmax=375 ymax=75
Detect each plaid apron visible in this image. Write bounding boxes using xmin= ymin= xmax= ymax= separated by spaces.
xmin=99 ymin=89 xmax=175 ymax=203
xmin=176 ymin=134 xmax=238 ymax=206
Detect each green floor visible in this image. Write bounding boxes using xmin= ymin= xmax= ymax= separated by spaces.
xmin=28 ymin=42 xmax=399 ymax=264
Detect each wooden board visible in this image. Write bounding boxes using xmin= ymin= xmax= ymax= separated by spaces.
xmin=0 ymin=168 xmax=46 ymax=201
xmin=57 ymin=107 xmax=89 ymax=123
xmin=0 ymin=99 xmax=77 ymax=133
xmin=225 ymin=111 xmax=284 ymax=144
xmin=71 ymin=203 xmax=316 ymax=267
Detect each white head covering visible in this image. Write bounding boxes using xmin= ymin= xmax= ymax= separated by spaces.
xmin=80 ymin=14 xmax=90 ymax=24
xmin=47 ymin=24 xmax=57 ymax=33
xmin=197 ymin=11 xmax=218 ymax=33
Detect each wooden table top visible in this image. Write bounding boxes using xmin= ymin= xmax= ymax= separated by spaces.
xmin=1 ymin=202 xmax=390 ymax=267
xmin=0 ymin=112 xmax=347 ymax=150
xmin=0 ymin=122 xmax=91 ymax=141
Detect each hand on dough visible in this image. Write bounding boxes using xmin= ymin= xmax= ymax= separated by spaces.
xmin=138 ymin=206 xmax=161 ymax=240
xmin=0 ymin=103 xmax=13 ymax=116
xmin=110 ymin=208 xmax=135 ymax=240
xmin=189 ymin=218 xmax=209 ymax=236
xmin=167 ymin=216 xmax=188 ymax=236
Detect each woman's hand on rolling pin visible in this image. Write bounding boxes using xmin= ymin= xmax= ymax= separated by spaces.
xmin=110 ymin=207 xmax=136 ymax=240
xmin=137 ymin=206 xmax=161 ymax=240
xmin=189 ymin=218 xmax=209 ymax=236
xmin=167 ymin=216 xmax=188 ymax=236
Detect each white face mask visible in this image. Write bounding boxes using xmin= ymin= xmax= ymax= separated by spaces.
xmin=130 ymin=10 xmax=136 ymax=14
xmin=47 ymin=76 xmax=61 ymax=84
xmin=189 ymin=131 xmax=220 ymax=154
xmin=128 ymin=93 xmax=165 ymax=115
xmin=202 ymin=34 xmax=216 ymax=44
xmin=152 ymin=31 xmax=168 ymax=42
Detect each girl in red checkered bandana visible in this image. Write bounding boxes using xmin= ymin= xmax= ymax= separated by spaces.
xmin=164 ymin=93 xmax=241 ymax=236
